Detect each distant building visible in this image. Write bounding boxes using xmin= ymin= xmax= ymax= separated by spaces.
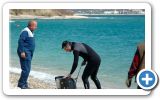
xmin=72 ymin=9 xmax=145 ymax=15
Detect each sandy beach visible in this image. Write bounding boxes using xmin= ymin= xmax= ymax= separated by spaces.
xmin=10 ymin=15 xmax=89 ymax=19
xmin=10 ymin=72 xmax=57 ymax=89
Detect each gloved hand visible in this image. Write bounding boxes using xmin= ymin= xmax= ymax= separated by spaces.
xmin=126 ymin=78 xmax=132 ymax=88
xmin=81 ymin=60 xmax=86 ymax=66
xmin=66 ymin=73 xmax=71 ymax=79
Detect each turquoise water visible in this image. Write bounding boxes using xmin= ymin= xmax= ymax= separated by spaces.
xmin=10 ymin=15 xmax=145 ymax=89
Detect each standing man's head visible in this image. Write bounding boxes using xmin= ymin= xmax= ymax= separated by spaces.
xmin=62 ymin=40 xmax=72 ymax=52
xmin=27 ymin=20 xmax=37 ymax=32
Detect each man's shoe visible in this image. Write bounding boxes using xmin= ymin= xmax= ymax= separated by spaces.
xmin=18 ymin=85 xmax=31 ymax=89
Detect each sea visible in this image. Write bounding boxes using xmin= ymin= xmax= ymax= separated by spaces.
xmin=10 ymin=15 xmax=145 ymax=89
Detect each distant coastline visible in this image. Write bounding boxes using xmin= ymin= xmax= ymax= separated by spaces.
xmin=10 ymin=9 xmax=89 ymax=19
xmin=10 ymin=14 xmax=144 ymax=20
xmin=10 ymin=9 xmax=144 ymax=20
xmin=74 ymin=14 xmax=145 ymax=16
xmin=10 ymin=15 xmax=89 ymax=19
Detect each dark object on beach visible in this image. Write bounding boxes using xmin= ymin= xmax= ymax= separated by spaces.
xmin=55 ymin=76 xmax=76 ymax=89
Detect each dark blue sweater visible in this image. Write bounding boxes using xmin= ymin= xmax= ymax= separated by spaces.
xmin=17 ymin=28 xmax=35 ymax=60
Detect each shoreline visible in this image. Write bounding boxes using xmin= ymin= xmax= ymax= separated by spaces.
xmin=10 ymin=15 xmax=89 ymax=20
xmin=9 ymin=67 xmax=86 ymax=89
xmin=10 ymin=14 xmax=144 ymax=20
xmin=74 ymin=14 xmax=145 ymax=16
xmin=10 ymin=72 xmax=56 ymax=89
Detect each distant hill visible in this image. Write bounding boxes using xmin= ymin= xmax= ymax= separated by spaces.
xmin=10 ymin=9 xmax=144 ymax=17
xmin=10 ymin=9 xmax=74 ymax=17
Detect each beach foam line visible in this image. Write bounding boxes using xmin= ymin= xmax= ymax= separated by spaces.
xmin=87 ymin=16 xmax=115 ymax=19
xmin=9 ymin=67 xmax=56 ymax=85
xmin=9 ymin=67 xmax=106 ymax=89
xmin=9 ymin=20 xmax=15 ymax=23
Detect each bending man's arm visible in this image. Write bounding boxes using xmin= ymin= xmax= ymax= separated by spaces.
xmin=70 ymin=50 xmax=79 ymax=75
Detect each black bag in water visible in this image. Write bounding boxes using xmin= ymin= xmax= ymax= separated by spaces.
xmin=55 ymin=76 xmax=76 ymax=89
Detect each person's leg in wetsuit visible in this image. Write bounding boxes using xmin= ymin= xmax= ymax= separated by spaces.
xmin=82 ymin=60 xmax=101 ymax=89
xmin=90 ymin=64 xmax=101 ymax=89
xmin=82 ymin=66 xmax=91 ymax=89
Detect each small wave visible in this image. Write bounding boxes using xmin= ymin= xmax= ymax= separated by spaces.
xmin=9 ymin=20 xmax=15 ymax=23
xmin=9 ymin=67 xmax=56 ymax=84
xmin=87 ymin=16 xmax=115 ymax=19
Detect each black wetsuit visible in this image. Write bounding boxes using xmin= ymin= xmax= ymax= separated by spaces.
xmin=70 ymin=42 xmax=101 ymax=89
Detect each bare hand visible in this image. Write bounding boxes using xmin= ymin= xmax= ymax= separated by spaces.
xmin=21 ymin=52 xmax=26 ymax=59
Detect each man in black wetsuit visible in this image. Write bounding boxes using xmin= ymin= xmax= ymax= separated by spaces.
xmin=62 ymin=40 xmax=101 ymax=89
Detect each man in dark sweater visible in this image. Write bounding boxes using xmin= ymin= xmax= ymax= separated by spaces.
xmin=17 ymin=20 xmax=37 ymax=89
